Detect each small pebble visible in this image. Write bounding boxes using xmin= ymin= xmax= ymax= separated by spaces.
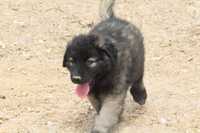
xmin=46 ymin=48 xmax=52 ymax=53
xmin=21 ymin=70 xmax=27 ymax=75
xmin=0 ymin=41 xmax=6 ymax=49
xmin=13 ymin=20 xmax=25 ymax=27
xmin=47 ymin=121 xmax=57 ymax=133
xmin=0 ymin=95 xmax=6 ymax=99
xmin=160 ymin=117 xmax=167 ymax=124
xmin=22 ymin=92 xmax=28 ymax=96
xmin=8 ymin=67 xmax=15 ymax=71
xmin=27 ymin=107 xmax=32 ymax=112
xmin=38 ymin=39 xmax=45 ymax=43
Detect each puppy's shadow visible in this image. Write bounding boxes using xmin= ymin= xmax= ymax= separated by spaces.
xmin=125 ymin=93 xmax=146 ymax=115
xmin=113 ymin=94 xmax=147 ymax=133
xmin=65 ymin=104 xmax=96 ymax=133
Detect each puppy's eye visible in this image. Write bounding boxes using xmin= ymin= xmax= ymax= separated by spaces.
xmin=68 ymin=57 xmax=74 ymax=66
xmin=86 ymin=57 xmax=98 ymax=67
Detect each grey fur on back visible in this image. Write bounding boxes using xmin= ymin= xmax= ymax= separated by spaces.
xmin=90 ymin=16 xmax=144 ymax=84
xmin=99 ymin=0 xmax=115 ymax=20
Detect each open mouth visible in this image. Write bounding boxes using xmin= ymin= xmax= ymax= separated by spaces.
xmin=75 ymin=82 xmax=91 ymax=99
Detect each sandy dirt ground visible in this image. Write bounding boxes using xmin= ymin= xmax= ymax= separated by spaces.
xmin=0 ymin=0 xmax=200 ymax=133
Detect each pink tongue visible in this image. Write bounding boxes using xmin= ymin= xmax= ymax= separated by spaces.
xmin=75 ymin=83 xmax=90 ymax=99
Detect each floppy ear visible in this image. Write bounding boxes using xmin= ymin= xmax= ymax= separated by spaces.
xmin=63 ymin=41 xmax=71 ymax=67
xmin=91 ymin=34 xmax=118 ymax=65
xmin=63 ymin=51 xmax=67 ymax=67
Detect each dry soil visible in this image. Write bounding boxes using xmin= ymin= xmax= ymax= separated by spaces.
xmin=0 ymin=0 xmax=200 ymax=133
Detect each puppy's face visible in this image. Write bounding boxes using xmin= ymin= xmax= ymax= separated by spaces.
xmin=63 ymin=34 xmax=114 ymax=84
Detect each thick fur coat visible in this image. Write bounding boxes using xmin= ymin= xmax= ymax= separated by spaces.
xmin=63 ymin=0 xmax=147 ymax=132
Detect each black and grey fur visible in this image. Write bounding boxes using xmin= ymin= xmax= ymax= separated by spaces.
xmin=63 ymin=0 xmax=147 ymax=132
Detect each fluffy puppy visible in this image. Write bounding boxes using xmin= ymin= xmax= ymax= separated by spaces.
xmin=63 ymin=0 xmax=147 ymax=132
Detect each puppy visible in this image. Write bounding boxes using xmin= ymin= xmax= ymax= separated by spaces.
xmin=63 ymin=0 xmax=147 ymax=132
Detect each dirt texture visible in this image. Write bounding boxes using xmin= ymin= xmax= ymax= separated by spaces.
xmin=0 ymin=0 xmax=200 ymax=133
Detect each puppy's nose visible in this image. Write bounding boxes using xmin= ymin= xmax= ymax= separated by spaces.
xmin=71 ymin=76 xmax=82 ymax=83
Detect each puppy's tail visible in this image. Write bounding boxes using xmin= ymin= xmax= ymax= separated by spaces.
xmin=99 ymin=0 xmax=116 ymax=20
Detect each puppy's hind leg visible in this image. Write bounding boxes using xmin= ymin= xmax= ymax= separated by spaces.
xmin=130 ymin=77 xmax=147 ymax=105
